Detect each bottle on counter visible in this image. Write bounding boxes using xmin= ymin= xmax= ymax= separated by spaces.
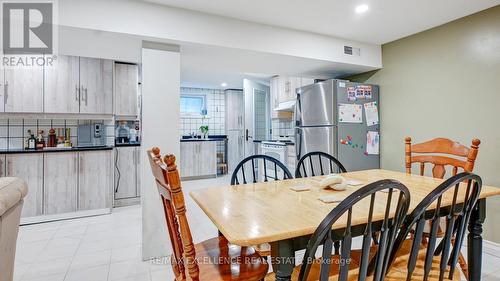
xmin=47 ymin=128 xmax=57 ymax=147
xmin=27 ymin=130 xmax=36 ymax=150
xmin=36 ymin=130 xmax=45 ymax=150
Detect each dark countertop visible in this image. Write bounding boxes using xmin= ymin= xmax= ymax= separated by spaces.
xmin=181 ymin=135 xmax=227 ymax=142
xmin=115 ymin=143 xmax=141 ymax=147
xmin=0 ymin=146 xmax=114 ymax=154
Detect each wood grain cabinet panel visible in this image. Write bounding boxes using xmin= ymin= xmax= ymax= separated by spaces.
xmin=78 ymin=150 xmax=112 ymax=210
xmin=114 ymin=63 xmax=139 ymax=116
xmin=4 ymin=67 xmax=43 ymax=113
xmin=6 ymin=154 xmax=44 ymax=217
xmin=43 ymin=152 xmax=78 ymax=215
xmin=199 ymin=142 xmax=217 ymax=176
xmin=79 ymin=58 xmax=113 ymax=114
xmin=114 ymin=147 xmax=138 ymax=200
xmin=0 ymin=155 xmax=5 ymax=177
xmin=44 ymin=55 xmax=80 ymax=113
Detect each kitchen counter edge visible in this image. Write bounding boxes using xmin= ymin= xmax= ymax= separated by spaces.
xmin=0 ymin=146 xmax=115 ymax=154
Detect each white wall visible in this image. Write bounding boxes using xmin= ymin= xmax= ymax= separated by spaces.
xmin=140 ymin=45 xmax=180 ymax=260
xmin=58 ymin=0 xmax=381 ymax=68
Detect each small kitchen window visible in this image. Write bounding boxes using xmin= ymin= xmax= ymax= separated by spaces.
xmin=180 ymin=94 xmax=207 ymax=116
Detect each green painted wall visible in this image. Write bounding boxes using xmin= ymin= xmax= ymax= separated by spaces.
xmin=349 ymin=5 xmax=500 ymax=242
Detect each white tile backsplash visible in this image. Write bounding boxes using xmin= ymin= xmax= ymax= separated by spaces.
xmin=179 ymin=87 xmax=226 ymax=137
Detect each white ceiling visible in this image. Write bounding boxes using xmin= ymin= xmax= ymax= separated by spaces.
xmin=145 ymin=0 xmax=500 ymax=44
xmin=180 ymin=43 xmax=376 ymax=89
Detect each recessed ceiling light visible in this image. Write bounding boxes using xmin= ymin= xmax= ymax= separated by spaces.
xmin=355 ymin=4 xmax=369 ymax=14
xmin=221 ymin=82 xmax=228 ymax=87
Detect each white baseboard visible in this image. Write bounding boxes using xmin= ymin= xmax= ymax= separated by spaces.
xmin=20 ymin=208 xmax=112 ymax=225
xmin=483 ymin=240 xmax=500 ymax=258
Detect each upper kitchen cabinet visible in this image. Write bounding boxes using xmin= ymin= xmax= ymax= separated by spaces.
xmin=44 ymin=55 xmax=80 ymax=113
xmin=4 ymin=66 xmax=43 ymax=113
xmin=115 ymin=63 xmax=139 ymax=117
xmin=271 ymin=76 xmax=315 ymax=119
xmin=79 ymin=57 xmax=113 ymax=114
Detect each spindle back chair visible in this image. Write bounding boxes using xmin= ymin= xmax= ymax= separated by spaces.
xmin=231 ymin=154 xmax=293 ymax=185
xmin=295 ymin=151 xmax=347 ymax=178
xmin=387 ymin=172 xmax=482 ymax=281
xmin=298 ymin=180 xmax=411 ymax=281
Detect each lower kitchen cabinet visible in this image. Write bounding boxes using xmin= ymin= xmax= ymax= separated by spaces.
xmin=0 ymin=155 xmax=5 ymax=178
xmin=78 ymin=150 xmax=113 ymax=210
xmin=114 ymin=146 xmax=140 ymax=202
xmin=43 ymin=152 xmax=79 ymax=215
xmin=5 ymin=154 xmax=44 ymax=217
xmin=180 ymin=141 xmax=217 ymax=179
xmin=287 ymin=145 xmax=297 ymax=175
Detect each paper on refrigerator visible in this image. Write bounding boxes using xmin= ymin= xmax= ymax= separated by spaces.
xmin=364 ymin=102 xmax=379 ymax=126
xmin=338 ymin=103 xmax=362 ymax=123
xmin=366 ymin=131 xmax=380 ymax=155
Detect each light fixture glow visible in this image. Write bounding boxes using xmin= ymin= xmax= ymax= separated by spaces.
xmin=355 ymin=4 xmax=369 ymax=14
xmin=221 ymin=82 xmax=228 ymax=87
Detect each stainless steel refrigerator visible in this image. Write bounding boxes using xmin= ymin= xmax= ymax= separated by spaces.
xmin=295 ymin=79 xmax=380 ymax=172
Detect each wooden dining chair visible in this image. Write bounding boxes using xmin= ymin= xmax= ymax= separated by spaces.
xmin=147 ymin=148 xmax=269 ymax=281
xmin=230 ymin=154 xmax=293 ymax=185
xmin=385 ymin=172 xmax=482 ymax=281
xmin=295 ymin=151 xmax=347 ymax=178
xmin=405 ymin=137 xmax=480 ymax=279
xmin=266 ymin=179 xmax=411 ymax=281
xmin=405 ymin=137 xmax=480 ymax=179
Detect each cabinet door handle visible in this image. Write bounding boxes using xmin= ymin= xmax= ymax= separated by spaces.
xmin=6 ymin=159 xmax=11 ymax=176
xmin=84 ymin=87 xmax=88 ymax=106
xmin=75 ymin=85 xmax=80 ymax=101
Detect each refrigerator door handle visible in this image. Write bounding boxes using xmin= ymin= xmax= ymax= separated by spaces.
xmin=295 ymin=93 xmax=301 ymax=127
xmin=295 ymin=128 xmax=302 ymax=161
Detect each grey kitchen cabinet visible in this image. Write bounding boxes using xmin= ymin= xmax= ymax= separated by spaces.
xmin=5 ymin=154 xmax=44 ymax=218
xmin=115 ymin=63 xmax=139 ymax=116
xmin=227 ymin=130 xmax=244 ymax=172
xmin=0 ymin=69 xmax=4 ymax=112
xmin=225 ymin=90 xmax=244 ymax=131
xmin=225 ymin=90 xmax=245 ymax=172
xmin=43 ymin=152 xmax=78 ymax=215
xmin=198 ymin=142 xmax=217 ymax=176
xmin=78 ymin=150 xmax=112 ymax=210
xmin=4 ymin=66 xmax=43 ymax=113
xmin=0 ymin=155 xmax=5 ymax=177
xmin=114 ymin=146 xmax=140 ymax=200
xmin=44 ymin=55 xmax=80 ymax=113
xmin=180 ymin=142 xmax=198 ymax=178
xmin=180 ymin=141 xmax=217 ymax=179
xmin=79 ymin=57 xmax=113 ymax=114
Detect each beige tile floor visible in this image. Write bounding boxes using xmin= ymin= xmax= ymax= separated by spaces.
xmin=14 ymin=175 xmax=500 ymax=281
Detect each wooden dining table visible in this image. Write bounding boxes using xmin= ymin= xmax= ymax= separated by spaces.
xmin=190 ymin=169 xmax=500 ymax=281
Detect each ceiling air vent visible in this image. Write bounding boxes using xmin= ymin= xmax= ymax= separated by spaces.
xmin=344 ymin=45 xmax=361 ymax=56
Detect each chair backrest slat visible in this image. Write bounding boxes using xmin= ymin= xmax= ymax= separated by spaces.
xmin=405 ymin=137 xmax=480 ymax=179
xmin=147 ymin=148 xmax=199 ymax=280
xmin=298 ymin=179 xmax=411 ymax=281
xmin=230 ymin=155 xmax=292 ymax=185
xmin=296 ymin=151 xmax=347 ymax=178
xmin=388 ymin=172 xmax=482 ymax=281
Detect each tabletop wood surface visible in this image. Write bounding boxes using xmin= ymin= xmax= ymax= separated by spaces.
xmin=190 ymin=169 xmax=500 ymax=247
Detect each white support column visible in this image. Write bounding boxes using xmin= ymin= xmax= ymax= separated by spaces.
xmin=140 ymin=43 xmax=180 ymax=260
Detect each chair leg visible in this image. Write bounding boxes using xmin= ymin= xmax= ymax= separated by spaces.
xmin=458 ymin=253 xmax=469 ymax=280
